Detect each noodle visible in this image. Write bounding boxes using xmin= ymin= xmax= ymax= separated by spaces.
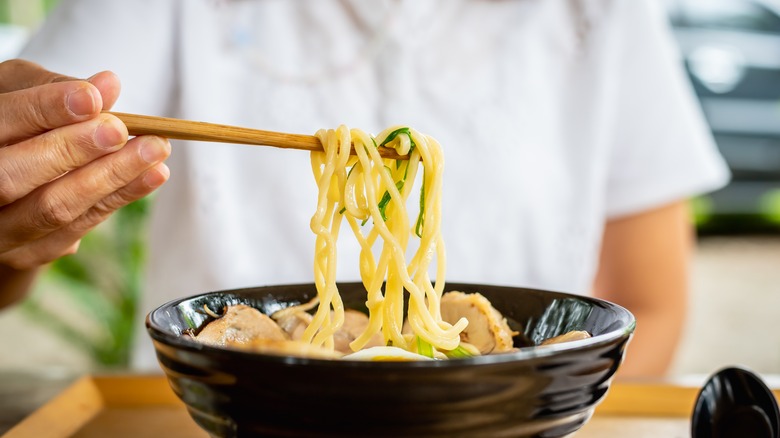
xmin=305 ymin=125 xmax=468 ymax=354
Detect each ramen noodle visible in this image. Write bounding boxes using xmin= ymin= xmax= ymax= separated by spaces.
xmin=304 ymin=125 xmax=468 ymax=354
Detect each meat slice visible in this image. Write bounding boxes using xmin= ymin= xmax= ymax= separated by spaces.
xmin=275 ymin=311 xmax=313 ymax=341
xmin=334 ymin=310 xmax=384 ymax=353
xmin=195 ymin=304 xmax=288 ymax=347
xmin=440 ymin=291 xmax=516 ymax=354
xmin=275 ymin=309 xmax=384 ymax=353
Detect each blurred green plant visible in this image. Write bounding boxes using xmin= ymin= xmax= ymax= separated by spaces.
xmin=693 ymin=190 xmax=780 ymax=235
xmin=690 ymin=196 xmax=714 ymax=227
xmin=760 ymin=188 xmax=780 ymax=225
xmin=0 ymin=0 xmax=60 ymax=27
xmin=21 ymin=198 xmax=150 ymax=368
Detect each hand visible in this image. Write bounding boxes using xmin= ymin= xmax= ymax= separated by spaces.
xmin=0 ymin=60 xmax=170 ymax=288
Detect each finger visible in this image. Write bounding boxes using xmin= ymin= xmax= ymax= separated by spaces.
xmin=0 ymin=59 xmax=120 ymax=110
xmin=0 ymin=135 xmax=171 ymax=251
xmin=0 ymin=163 xmax=169 ymax=270
xmin=86 ymin=71 xmax=121 ymax=110
xmin=0 ymin=59 xmax=77 ymax=92
xmin=0 ymin=80 xmax=105 ymax=145
xmin=0 ymin=113 xmax=128 ymax=206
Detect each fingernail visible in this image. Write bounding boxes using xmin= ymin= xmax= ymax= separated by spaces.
xmin=66 ymin=85 xmax=98 ymax=116
xmin=95 ymin=117 xmax=126 ymax=149
xmin=140 ymin=137 xmax=171 ymax=163
xmin=143 ymin=163 xmax=170 ymax=188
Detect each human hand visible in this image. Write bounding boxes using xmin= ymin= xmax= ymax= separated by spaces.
xmin=0 ymin=60 xmax=171 ymax=273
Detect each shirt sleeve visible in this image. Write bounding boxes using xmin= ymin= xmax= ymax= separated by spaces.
xmin=601 ymin=0 xmax=730 ymax=218
xmin=20 ymin=0 xmax=179 ymax=116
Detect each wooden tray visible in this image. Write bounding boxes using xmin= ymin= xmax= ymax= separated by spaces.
xmin=2 ymin=376 xmax=207 ymax=438
xmin=3 ymin=375 xmax=778 ymax=437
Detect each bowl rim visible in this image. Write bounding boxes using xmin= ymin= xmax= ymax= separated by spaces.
xmin=146 ymin=282 xmax=636 ymax=369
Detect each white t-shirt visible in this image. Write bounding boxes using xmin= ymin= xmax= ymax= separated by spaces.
xmin=23 ymin=0 xmax=729 ymax=370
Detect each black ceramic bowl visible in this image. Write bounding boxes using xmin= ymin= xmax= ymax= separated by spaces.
xmin=147 ymin=282 xmax=635 ymax=438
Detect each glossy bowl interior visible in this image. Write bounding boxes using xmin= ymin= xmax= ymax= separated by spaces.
xmin=147 ymin=282 xmax=635 ymax=438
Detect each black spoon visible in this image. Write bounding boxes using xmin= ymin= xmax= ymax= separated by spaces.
xmin=692 ymin=366 xmax=780 ymax=438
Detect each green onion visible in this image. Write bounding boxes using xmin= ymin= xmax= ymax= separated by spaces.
xmin=379 ymin=127 xmax=413 ymax=148
xmin=444 ymin=345 xmax=474 ymax=359
xmin=416 ymin=336 xmax=434 ymax=358
xmin=415 ymin=175 xmax=425 ymax=237
xmin=379 ymin=127 xmax=417 ymax=170
xmin=378 ymin=180 xmax=405 ymax=221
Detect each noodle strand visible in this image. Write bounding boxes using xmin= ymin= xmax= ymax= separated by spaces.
xmin=307 ymin=125 xmax=467 ymax=353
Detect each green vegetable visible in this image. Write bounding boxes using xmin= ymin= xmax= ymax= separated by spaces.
xmin=345 ymin=128 xmax=426 ymax=236
xmin=416 ymin=336 xmax=434 ymax=358
xmin=378 ymin=179 xmax=405 ymax=221
xmin=444 ymin=345 xmax=474 ymax=359
xmin=415 ymin=175 xmax=425 ymax=238
xmin=379 ymin=127 xmax=415 ymax=149
xmin=379 ymin=127 xmax=417 ymax=169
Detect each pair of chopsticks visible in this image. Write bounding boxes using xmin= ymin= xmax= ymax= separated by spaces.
xmin=109 ymin=112 xmax=408 ymax=160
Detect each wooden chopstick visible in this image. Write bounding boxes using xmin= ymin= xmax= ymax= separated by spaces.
xmin=108 ymin=112 xmax=408 ymax=160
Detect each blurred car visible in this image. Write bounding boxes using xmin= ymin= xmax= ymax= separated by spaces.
xmin=667 ymin=0 xmax=780 ymax=223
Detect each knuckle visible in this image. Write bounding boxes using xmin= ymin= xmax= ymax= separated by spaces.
xmin=79 ymin=204 xmax=114 ymax=231
xmin=34 ymin=191 xmax=78 ymax=229
xmin=95 ymin=160 xmax=133 ymax=190
xmin=91 ymin=200 xmax=117 ymax=218
xmin=51 ymin=123 xmax=96 ymax=165
xmin=0 ymin=59 xmax=72 ymax=86
xmin=0 ymin=59 xmax=27 ymax=77
xmin=0 ymin=59 xmax=19 ymax=70
xmin=0 ymin=166 xmax=18 ymax=206
xmin=42 ymin=118 xmax=106 ymax=169
xmin=1 ymin=90 xmax=51 ymax=136
xmin=27 ymin=96 xmax=50 ymax=128
xmin=36 ymin=121 xmax=63 ymax=148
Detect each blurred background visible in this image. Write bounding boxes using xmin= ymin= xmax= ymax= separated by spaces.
xmin=0 ymin=0 xmax=777 ymax=382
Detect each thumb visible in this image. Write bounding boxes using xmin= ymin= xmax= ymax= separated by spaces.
xmin=86 ymin=71 xmax=121 ymax=110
